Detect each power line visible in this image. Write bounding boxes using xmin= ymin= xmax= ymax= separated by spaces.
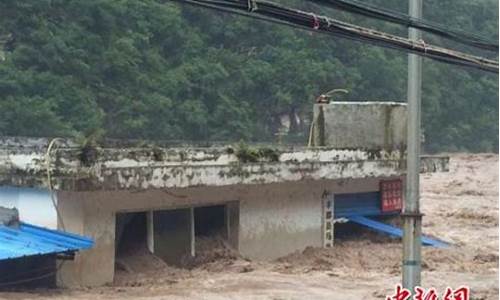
xmin=172 ymin=0 xmax=498 ymax=73
xmin=306 ymin=0 xmax=499 ymax=52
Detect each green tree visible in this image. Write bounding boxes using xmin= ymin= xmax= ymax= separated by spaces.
xmin=0 ymin=0 xmax=497 ymax=151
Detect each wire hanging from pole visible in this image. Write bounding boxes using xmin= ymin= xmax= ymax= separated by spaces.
xmin=45 ymin=138 xmax=66 ymax=231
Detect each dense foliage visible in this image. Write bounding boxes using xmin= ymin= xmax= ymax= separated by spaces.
xmin=0 ymin=0 xmax=498 ymax=152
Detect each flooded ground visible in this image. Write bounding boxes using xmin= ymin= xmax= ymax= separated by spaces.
xmin=1 ymin=154 xmax=498 ymax=299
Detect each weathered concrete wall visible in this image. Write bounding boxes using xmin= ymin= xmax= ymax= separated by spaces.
xmin=54 ymin=176 xmax=400 ymax=286
xmin=313 ymin=102 xmax=407 ymax=150
xmin=56 ymin=192 xmax=115 ymax=287
xmin=0 ymin=136 xmax=449 ymax=192
xmin=238 ymin=177 xmax=390 ymax=259
xmin=238 ymin=183 xmax=323 ymax=259
xmin=0 ymin=141 xmax=409 ymax=191
xmin=420 ymin=155 xmax=450 ymax=172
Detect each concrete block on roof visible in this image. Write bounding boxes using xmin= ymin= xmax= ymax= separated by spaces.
xmin=0 ymin=206 xmax=19 ymax=226
xmin=312 ymin=102 xmax=407 ymax=150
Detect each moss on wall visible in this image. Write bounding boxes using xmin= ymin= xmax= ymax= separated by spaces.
xmin=235 ymin=143 xmax=280 ymax=163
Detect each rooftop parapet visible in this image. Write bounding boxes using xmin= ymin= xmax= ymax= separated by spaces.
xmin=0 ymin=137 xmax=447 ymax=191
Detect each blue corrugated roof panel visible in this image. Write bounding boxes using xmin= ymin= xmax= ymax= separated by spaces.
xmin=348 ymin=216 xmax=449 ymax=248
xmin=0 ymin=222 xmax=94 ymax=260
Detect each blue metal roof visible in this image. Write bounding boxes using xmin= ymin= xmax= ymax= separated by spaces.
xmin=0 ymin=222 xmax=94 ymax=260
xmin=348 ymin=216 xmax=449 ymax=248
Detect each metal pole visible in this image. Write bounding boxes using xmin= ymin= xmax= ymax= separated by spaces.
xmin=403 ymin=0 xmax=423 ymax=291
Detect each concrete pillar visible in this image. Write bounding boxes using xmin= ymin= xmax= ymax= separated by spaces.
xmin=190 ymin=207 xmax=195 ymax=257
xmin=226 ymin=201 xmax=240 ymax=250
xmin=147 ymin=210 xmax=154 ymax=253
xmin=153 ymin=208 xmax=194 ymax=266
xmin=56 ymin=192 xmax=115 ymax=287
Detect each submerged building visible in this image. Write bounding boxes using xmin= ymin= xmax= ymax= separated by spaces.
xmin=0 ymin=102 xmax=448 ymax=286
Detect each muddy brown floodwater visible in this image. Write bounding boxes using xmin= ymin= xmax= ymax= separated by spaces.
xmin=1 ymin=154 xmax=498 ymax=300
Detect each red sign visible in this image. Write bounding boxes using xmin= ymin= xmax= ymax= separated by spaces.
xmin=385 ymin=284 xmax=470 ymax=300
xmin=380 ymin=179 xmax=403 ymax=212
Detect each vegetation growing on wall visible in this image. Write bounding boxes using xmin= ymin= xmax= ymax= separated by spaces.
xmin=0 ymin=0 xmax=497 ymax=152
xmin=235 ymin=142 xmax=280 ymax=163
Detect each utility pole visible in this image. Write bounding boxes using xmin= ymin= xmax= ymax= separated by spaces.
xmin=403 ymin=0 xmax=423 ymax=291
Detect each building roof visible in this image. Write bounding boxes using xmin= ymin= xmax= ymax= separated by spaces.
xmin=0 ymin=222 xmax=93 ymax=260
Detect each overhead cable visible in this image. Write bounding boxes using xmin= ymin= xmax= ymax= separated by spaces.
xmin=172 ymin=0 xmax=499 ymax=73
xmin=306 ymin=0 xmax=499 ymax=52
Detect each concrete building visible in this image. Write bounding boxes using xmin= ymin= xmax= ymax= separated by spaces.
xmin=0 ymin=102 xmax=448 ymax=287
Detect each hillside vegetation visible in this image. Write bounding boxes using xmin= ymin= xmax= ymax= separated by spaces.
xmin=0 ymin=0 xmax=498 ymax=152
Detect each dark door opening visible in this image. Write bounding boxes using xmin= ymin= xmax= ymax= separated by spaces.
xmin=153 ymin=208 xmax=193 ymax=267
xmin=113 ymin=203 xmax=239 ymax=272
xmin=334 ymin=220 xmax=367 ymax=240
xmin=114 ymin=211 xmax=171 ymax=284
xmin=194 ymin=205 xmax=226 ymax=237
xmin=188 ymin=204 xmax=233 ymax=268
xmin=115 ymin=212 xmax=148 ymax=257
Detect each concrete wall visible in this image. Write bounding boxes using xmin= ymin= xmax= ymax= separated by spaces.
xmin=1 ymin=136 xmax=450 ymax=192
xmin=0 ymin=187 xmax=57 ymax=229
xmin=57 ymin=192 xmax=115 ymax=287
xmin=313 ymin=102 xmax=407 ymax=150
xmin=237 ymin=178 xmax=392 ymax=259
xmin=1 ymin=137 xmax=411 ymax=191
xmin=55 ymin=176 xmax=400 ymax=287
xmin=238 ymin=183 xmax=322 ymax=259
